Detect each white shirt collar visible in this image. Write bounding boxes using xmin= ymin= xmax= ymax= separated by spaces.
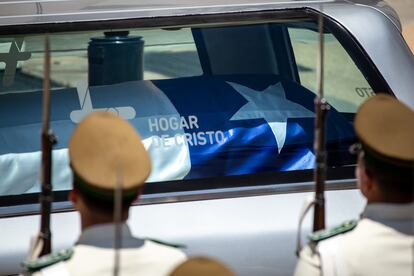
xmin=363 ymin=203 xmax=414 ymax=220
xmin=77 ymin=223 xmax=145 ymax=248
xmin=362 ymin=203 xmax=414 ymax=235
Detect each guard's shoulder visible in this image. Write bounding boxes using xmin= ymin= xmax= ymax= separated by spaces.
xmin=146 ymin=238 xmax=186 ymax=249
xmin=308 ymin=220 xmax=358 ymax=244
xmin=22 ymin=248 xmax=74 ymax=272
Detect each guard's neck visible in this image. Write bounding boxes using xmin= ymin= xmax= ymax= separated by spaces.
xmin=80 ymin=211 xmax=128 ymax=231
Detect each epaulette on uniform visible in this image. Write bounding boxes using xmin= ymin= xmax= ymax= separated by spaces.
xmin=146 ymin=238 xmax=187 ymax=249
xmin=308 ymin=220 xmax=357 ymax=243
xmin=22 ymin=248 xmax=73 ymax=272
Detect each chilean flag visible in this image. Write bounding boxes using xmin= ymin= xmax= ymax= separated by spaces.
xmin=0 ymin=75 xmax=355 ymax=195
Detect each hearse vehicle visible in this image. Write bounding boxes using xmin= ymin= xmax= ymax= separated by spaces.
xmin=0 ymin=0 xmax=413 ymax=275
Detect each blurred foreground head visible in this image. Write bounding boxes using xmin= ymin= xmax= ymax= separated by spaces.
xmin=170 ymin=257 xmax=235 ymax=276
xmin=354 ymin=94 xmax=414 ymax=202
xmin=68 ymin=112 xmax=151 ymax=222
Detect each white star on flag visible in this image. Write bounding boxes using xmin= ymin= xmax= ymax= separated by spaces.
xmin=228 ymin=81 xmax=314 ymax=153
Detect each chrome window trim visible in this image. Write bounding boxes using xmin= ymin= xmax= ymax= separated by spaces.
xmin=0 ymin=1 xmax=337 ymax=28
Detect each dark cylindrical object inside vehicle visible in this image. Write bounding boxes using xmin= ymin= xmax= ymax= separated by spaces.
xmin=88 ymin=31 xmax=144 ymax=86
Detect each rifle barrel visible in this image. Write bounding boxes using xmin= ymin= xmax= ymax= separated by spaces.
xmin=39 ymin=35 xmax=53 ymax=256
xmin=313 ymin=12 xmax=328 ymax=232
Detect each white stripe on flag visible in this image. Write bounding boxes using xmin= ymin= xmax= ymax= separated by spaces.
xmin=0 ymin=80 xmax=191 ymax=196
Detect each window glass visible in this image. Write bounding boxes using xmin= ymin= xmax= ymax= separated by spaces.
xmin=289 ymin=27 xmax=374 ymax=113
xmin=0 ymin=21 xmax=376 ymax=198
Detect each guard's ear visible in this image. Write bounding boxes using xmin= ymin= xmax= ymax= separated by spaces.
xmin=358 ymin=163 xmax=377 ymax=201
xmin=69 ymin=189 xmax=79 ymax=205
xmin=356 ymin=155 xmax=374 ymax=196
xmin=133 ymin=189 xmax=143 ymax=204
xmin=360 ymin=166 xmax=373 ymax=187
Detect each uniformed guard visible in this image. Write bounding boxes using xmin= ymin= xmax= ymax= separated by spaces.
xmin=294 ymin=94 xmax=414 ymax=276
xmin=170 ymin=257 xmax=235 ymax=276
xmin=24 ymin=112 xmax=187 ymax=275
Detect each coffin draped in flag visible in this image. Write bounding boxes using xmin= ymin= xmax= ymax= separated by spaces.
xmin=0 ymin=75 xmax=355 ymax=195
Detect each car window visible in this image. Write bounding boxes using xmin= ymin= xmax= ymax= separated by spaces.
xmin=0 ymin=28 xmax=202 ymax=93
xmin=0 ymin=20 xmax=379 ymax=200
xmin=289 ymin=27 xmax=374 ymax=113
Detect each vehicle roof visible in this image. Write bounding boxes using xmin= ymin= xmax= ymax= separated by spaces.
xmin=0 ymin=0 xmax=398 ymax=28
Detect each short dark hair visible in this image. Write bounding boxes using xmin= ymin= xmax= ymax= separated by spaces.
xmin=73 ymin=179 xmax=140 ymax=214
xmin=363 ymin=157 xmax=414 ymax=202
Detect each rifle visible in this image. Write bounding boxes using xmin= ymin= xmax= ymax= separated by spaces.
xmin=113 ymin=168 xmax=123 ymax=276
xmin=312 ymin=11 xmax=329 ymax=232
xmin=296 ymin=11 xmax=329 ymax=255
xmin=29 ymin=35 xmax=56 ymax=259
